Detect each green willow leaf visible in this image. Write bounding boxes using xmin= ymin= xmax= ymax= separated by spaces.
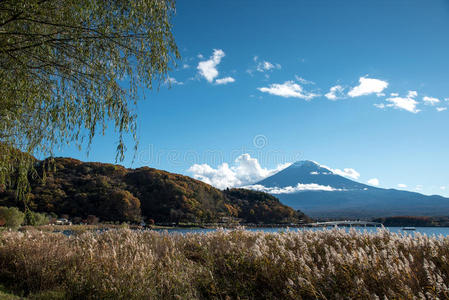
xmin=0 ymin=0 xmax=180 ymax=203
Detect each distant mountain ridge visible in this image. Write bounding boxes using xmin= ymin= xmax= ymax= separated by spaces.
xmin=0 ymin=157 xmax=308 ymax=224
xmin=258 ymin=161 xmax=369 ymax=190
xmin=255 ymin=160 xmax=449 ymax=218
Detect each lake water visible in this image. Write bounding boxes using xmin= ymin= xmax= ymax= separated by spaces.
xmin=152 ymin=227 xmax=449 ymax=237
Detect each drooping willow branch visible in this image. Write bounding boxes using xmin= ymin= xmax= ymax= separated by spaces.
xmin=0 ymin=0 xmax=180 ymax=202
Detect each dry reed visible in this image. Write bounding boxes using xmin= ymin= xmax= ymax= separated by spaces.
xmin=0 ymin=228 xmax=448 ymax=299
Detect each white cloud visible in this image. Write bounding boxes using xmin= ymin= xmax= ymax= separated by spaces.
xmin=197 ymin=49 xmax=225 ymax=83
xmin=182 ymin=64 xmax=190 ymax=69
xmin=295 ymin=75 xmax=314 ymax=85
xmin=215 ymin=77 xmax=235 ymax=85
xmin=374 ymin=103 xmax=386 ymax=109
xmin=348 ymin=77 xmax=388 ymax=98
xmin=398 ymin=183 xmax=407 ymax=188
xmin=258 ymin=81 xmax=319 ymax=100
xmin=188 ymin=153 xmax=291 ymax=189
xmin=260 ymin=61 xmax=274 ymax=71
xmin=257 ymin=61 xmax=275 ymax=72
xmin=385 ymin=91 xmax=420 ymax=113
xmin=440 ymin=186 xmax=447 ymax=191
xmin=390 ymin=93 xmax=399 ymax=97
xmin=243 ymin=183 xmax=343 ymax=194
xmin=407 ymin=91 xmax=418 ymax=98
xmin=255 ymin=57 xmax=281 ymax=73
xmin=423 ymin=96 xmax=440 ymax=106
xmin=333 ymin=168 xmax=360 ymax=180
xmin=325 ymin=85 xmax=345 ymax=100
xmin=310 ymin=171 xmax=319 ymax=175
xmin=316 ymin=163 xmax=361 ymax=180
xmin=367 ymin=178 xmax=380 ymax=186
xmin=165 ymin=76 xmax=183 ymax=86
xmin=248 ymin=57 xmax=281 ymax=75
xmin=437 ymin=107 xmax=447 ymax=112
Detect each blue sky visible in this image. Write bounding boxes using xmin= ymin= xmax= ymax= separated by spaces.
xmin=54 ymin=0 xmax=449 ymax=196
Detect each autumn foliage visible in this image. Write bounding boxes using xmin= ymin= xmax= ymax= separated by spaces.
xmin=0 ymin=158 xmax=306 ymax=224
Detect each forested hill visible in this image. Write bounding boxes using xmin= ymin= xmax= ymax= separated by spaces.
xmin=0 ymin=157 xmax=308 ymax=224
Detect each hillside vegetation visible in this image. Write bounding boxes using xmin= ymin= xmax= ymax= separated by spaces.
xmin=373 ymin=216 xmax=449 ymax=227
xmin=0 ymin=158 xmax=307 ymax=224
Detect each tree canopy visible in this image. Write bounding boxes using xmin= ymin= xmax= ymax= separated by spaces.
xmin=0 ymin=206 xmax=24 ymax=228
xmin=0 ymin=0 xmax=179 ymax=199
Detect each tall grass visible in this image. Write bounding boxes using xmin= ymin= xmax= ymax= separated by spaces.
xmin=0 ymin=228 xmax=448 ymax=299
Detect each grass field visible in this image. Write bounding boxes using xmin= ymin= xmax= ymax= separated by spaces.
xmin=0 ymin=228 xmax=448 ymax=299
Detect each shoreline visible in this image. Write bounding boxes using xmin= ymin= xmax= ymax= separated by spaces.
xmin=13 ymin=223 xmax=449 ymax=234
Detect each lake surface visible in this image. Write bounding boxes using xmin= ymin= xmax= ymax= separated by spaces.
xmin=152 ymin=226 xmax=449 ymax=237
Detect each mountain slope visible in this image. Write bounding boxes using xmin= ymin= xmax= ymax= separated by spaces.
xmin=0 ymin=157 xmax=307 ymax=224
xmin=258 ymin=161 xmax=369 ymax=190
xmin=255 ymin=160 xmax=449 ymax=218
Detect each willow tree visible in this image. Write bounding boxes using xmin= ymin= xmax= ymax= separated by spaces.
xmin=0 ymin=0 xmax=179 ymax=200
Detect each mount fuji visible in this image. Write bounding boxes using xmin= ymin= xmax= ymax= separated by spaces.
xmin=248 ymin=161 xmax=449 ymax=219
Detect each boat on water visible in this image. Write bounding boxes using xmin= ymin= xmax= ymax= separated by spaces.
xmin=402 ymin=227 xmax=416 ymax=231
